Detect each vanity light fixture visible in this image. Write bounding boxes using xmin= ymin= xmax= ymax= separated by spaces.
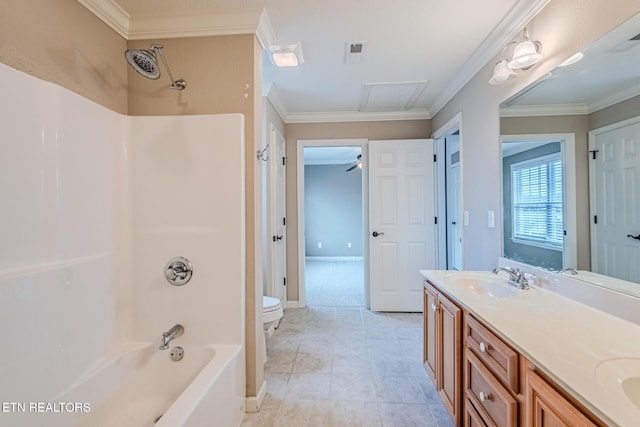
xmin=269 ymin=42 xmax=304 ymax=67
xmin=489 ymin=28 xmax=543 ymax=85
xmin=489 ymin=58 xmax=517 ymax=85
xmin=508 ymin=29 xmax=542 ymax=69
xmin=558 ymin=52 xmax=584 ymax=67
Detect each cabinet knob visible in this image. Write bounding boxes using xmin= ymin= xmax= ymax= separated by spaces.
xmin=479 ymin=392 xmax=492 ymax=402
xmin=479 ymin=342 xmax=489 ymax=352
xmin=431 ymin=303 xmax=437 ymax=312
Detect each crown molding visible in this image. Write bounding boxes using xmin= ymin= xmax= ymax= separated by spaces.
xmin=430 ymin=0 xmax=551 ymax=116
xmin=255 ymin=10 xmax=276 ymax=49
xmin=78 ymin=0 xmax=130 ymax=39
xmin=501 ymin=86 xmax=640 ymax=117
xmin=285 ymin=109 xmax=431 ymax=124
xmin=589 ymin=85 xmax=640 ymax=113
xmin=500 ymin=104 xmax=589 ymax=117
xmin=264 ymin=84 xmax=288 ymax=123
xmin=78 ymin=1 xmax=274 ymax=41
xmin=265 ymin=83 xmax=432 ymax=123
xmin=127 ymin=9 xmax=263 ymax=40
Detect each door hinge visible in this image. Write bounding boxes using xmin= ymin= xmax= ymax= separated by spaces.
xmin=283 ymin=217 xmax=286 ymax=226
xmin=283 ymin=277 xmax=287 ymax=287
xmin=282 ymin=156 xmax=287 ymax=166
xmin=590 ymin=149 xmax=599 ymax=160
xmin=594 ymin=215 xmax=598 ymax=224
xmin=434 ymin=217 xmax=438 ymax=225
xmin=433 ymin=154 xmax=437 ymax=162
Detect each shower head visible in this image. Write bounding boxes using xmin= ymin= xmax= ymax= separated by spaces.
xmin=124 ymin=44 xmax=186 ymax=90
xmin=125 ymin=48 xmax=161 ymax=79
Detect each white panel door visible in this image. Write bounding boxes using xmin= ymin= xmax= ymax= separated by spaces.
xmin=446 ymin=136 xmax=462 ymax=270
xmin=269 ymin=124 xmax=287 ymax=307
xmin=592 ymin=121 xmax=640 ymax=283
xmin=369 ymin=139 xmax=436 ymax=312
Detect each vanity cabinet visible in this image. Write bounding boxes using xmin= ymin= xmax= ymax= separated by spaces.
xmin=423 ymin=280 xmax=462 ymax=425
xmin=464 ymin=313 xmax=520 ymax=427
xmin=423 ymin=278 xmax=607 ymax=427
xmin=525 ymin=365 xmax=603 ymax=427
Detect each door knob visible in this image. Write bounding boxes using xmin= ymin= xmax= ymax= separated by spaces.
xmin=273 ymin=235 xmax=283 ymax=241
xmin=627 ymin=234 xmax=640 ymax=241
xmin=372 ymin=231 xmax=385 ymax=237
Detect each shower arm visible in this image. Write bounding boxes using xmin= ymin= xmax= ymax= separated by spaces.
xmin=152 ymin=46 xmax=187 ymax=90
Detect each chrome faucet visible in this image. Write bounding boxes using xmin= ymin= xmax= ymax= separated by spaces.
xmin=160 ymin=324 xmax=184 ymax=350
xmin=558 ymin=267 xmax=578 ymax=275
xmin=492 ymin=267 xmax=530 ymax=289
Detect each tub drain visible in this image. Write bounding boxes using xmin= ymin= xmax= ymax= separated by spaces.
xmin=170 ymin=346 xmax=184 ymax=361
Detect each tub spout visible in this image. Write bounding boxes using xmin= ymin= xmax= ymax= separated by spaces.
xmin=160 ymin=324 xmax=184 ymax=350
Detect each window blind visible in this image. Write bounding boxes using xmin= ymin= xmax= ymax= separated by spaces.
xmin=511 ymin=154 xmax=563 ymax=248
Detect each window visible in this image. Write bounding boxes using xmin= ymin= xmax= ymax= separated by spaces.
xmin=511 ymin=153 xmax=563 ymax=249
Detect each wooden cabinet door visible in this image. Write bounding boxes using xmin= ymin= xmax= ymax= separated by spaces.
xmin=526 ymin=368 xmax=598 ymax=427
xmin=439 ymin=290 xmax=462 ymax=424
xmin=423 ymin=281 xmax=438 ymax=383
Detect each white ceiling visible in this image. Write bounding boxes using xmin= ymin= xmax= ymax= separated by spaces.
xmin=81 ymin=0 xmax=549 ymax=122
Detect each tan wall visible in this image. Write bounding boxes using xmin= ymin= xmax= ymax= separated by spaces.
xmin=0 ymin=0 xmax=127 ymax=114
xmin=432 ymin=1 xmax=640 ymax=271
xmin=590 ymin=94 xmax=640 ymax=130
xmin=127 ymin=35 xmax=256 ymax=117
xmin=501 ymin=115 xmax=591 ymax=269
xmin=284 ymin=119 xmax=431 ymax=302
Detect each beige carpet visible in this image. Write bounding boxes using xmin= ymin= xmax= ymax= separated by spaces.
xmin=305 ymin=258 xmax=364 ymax=307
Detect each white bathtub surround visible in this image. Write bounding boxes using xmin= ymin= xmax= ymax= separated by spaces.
xmin=130 ymin=114 xmax=246 ymax=347
xmin=0 ymin=61 xmax=127 ymax=408
xmin=0 ymin=62 xmax=246 ymax=427
xmin=421 ymin=269 xmax=640 ymax=427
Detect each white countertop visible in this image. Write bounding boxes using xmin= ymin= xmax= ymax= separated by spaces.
xmin=421 ymin=269 xmax=640 ymax=427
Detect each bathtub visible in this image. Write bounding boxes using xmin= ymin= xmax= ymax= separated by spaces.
xmin=26 ymin=342 xmax=245 ymax=427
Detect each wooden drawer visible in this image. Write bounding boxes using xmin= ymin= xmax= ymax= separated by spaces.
xmin=465 ymin=313 xmax=519 ymax=393
xmin=464 ymin=399 xmax=487 ymax=427
xmin=465 ymin=350 xmax=518 ymax=427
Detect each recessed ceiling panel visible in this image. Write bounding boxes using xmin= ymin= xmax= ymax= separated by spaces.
xmin=360 ymin=81 xmax=429 ymax=112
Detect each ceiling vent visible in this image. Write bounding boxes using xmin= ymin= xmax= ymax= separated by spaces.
xmin=345 ymin=41 xmax=367 ymax=64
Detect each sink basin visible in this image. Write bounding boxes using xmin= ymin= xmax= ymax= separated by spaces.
xmin=595 ymin=358 xmax=640 ymax=410
xmin=443 ymin=272 xmax=523 ymax=298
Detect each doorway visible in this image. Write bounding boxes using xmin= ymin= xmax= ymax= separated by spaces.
xmin=434 ymin=114 xmax=463 ymax=270
xmin=297 ymin=140 xmax=368 ymax=308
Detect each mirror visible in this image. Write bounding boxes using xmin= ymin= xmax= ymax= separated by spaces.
xmin=500 ymin=12 xmax=640 ymax=293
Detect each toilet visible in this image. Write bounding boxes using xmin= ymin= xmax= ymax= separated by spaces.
xmin=263 ymin=296 xmax=283 ymax=336
xmin=262 ymin=296 xmax=283 ymax=363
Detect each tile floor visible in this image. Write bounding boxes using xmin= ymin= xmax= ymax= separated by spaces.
xmin=240 ymin=307 xmax=454 ymax=427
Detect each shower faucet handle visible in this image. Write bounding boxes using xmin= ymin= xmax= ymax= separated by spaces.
xmin=165 ymin=257 xmax=193 ymax=286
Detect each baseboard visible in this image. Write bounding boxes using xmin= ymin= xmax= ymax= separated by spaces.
xmin=305 ymin=256 xmax=364 ymax=261
xmin=245 ymin=380 xmax=267 ymax=413
xmin=286 ymin=300 xmax=305 ymax=308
